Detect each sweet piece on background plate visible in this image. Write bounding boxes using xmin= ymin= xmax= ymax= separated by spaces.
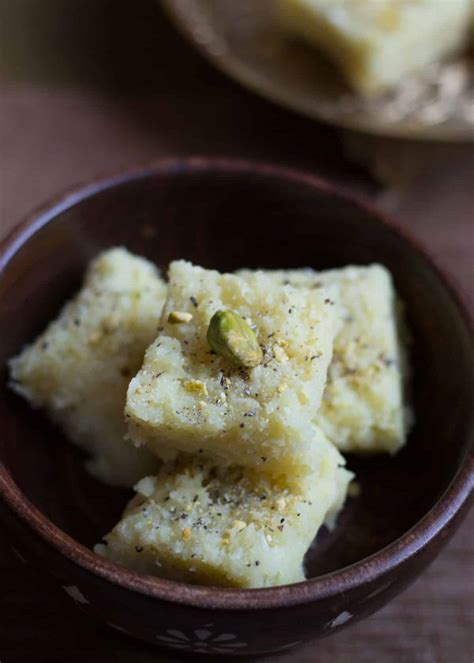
xmin=278 ymin=0 xmax=471 ymax=95
xmin=125 ymin=260 xmax=340 ymax=486
xmin=9 ymin=248 xmax=166 ymax=487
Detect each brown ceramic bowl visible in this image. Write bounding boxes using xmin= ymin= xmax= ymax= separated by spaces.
xmin=0 ymin=158 xmax=473 ymax=657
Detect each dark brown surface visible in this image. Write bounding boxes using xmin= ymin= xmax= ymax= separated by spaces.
xmin=0 ymin=1 xmax=473 ymax=661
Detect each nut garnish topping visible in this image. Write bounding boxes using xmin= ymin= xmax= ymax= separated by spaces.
xmin=207 ymin=310 xmax=263 ymax=369
xmin=168 ymin=311 xmax=193 ymax=324
xmin=275 ymin=497 xmax=287 ymax=513
xmin=182 ymin=528 xmax=192 ymax=541
xmin=232 ymin=520 xmax=247 ymax=532
xmin=273 ymin=344 xmax=289 ymax=363
xmin=182 ymin=379 xmax=208 ymax=396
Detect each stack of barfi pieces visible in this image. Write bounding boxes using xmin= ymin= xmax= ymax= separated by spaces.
xmin=10 ymin=249 xmax=411 ymax=588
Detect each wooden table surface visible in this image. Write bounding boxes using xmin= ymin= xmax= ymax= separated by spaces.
xmin=1 ymin=2 xmax=473 ymax=662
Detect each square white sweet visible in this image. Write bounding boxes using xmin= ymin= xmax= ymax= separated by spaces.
xmin=125 ymin=261 xmax=339 ymax=484
xmin=96 ymin=434 xmax=352 ymax=588
xmin=278 ymin=0 xmax=470 ymax=94
xmin=239 ymin=264 xmax=412 ymax=454
xmin=9 ymin=248 xmax=166 ymax=486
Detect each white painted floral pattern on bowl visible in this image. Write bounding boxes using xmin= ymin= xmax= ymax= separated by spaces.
xmin=155 ymin=624 xmax=247 ymax=653
xmin=156 ymin=624 xmax=305 ymax=654
xmin=324 ymin=610 xmax=353 ymax=630
xmin=156 ymin=624 xmax=247 ymax=654
xmin=62 ymin=585 xmax=89 ymax=605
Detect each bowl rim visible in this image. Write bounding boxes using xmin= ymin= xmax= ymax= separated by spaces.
xmin=1 ymin=156 xmax=473 ymax=611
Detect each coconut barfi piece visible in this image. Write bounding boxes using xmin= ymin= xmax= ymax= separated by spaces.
xmin=9 ymin=248 xmax=166 ymax=487
xmin=125 ymin=261 xmax=339 ymax=484
xmin=278 ymin=0 xmax=470 ymax=94
xmin=96 ymin=435 xmax=353 ymax=588
xmin=239 ymin=265 xmax=411 ymax=455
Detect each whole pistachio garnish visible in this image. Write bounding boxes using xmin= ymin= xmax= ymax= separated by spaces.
xmin=207 ymin=309 xmax=263 ymax=368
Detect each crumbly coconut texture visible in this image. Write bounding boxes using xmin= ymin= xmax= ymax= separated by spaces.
xmin=96 ymin=435 xmax=352 ymax=588
xmin=9 ymin=248 xmax=166 ymax=487
xmin=125 ymin=261 xmax=339 ymax=485
xmin=278 ymin=0 xmax=470 ymax=94
xmin=238 ymin=264 xmax=412 ymax=455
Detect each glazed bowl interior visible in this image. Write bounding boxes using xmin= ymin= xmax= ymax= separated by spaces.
xmin=0 ymin=159 xmax=472 ymax=593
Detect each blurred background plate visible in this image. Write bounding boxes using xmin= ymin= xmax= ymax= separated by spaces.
xmin=160 ymin=0 xmax=474 ymax=142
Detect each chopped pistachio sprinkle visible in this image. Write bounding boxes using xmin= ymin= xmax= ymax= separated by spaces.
xmin=182 ymin=379 xmax=208 ymax=397
xmin=168 ymin=311 xmax=193 ymax=324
